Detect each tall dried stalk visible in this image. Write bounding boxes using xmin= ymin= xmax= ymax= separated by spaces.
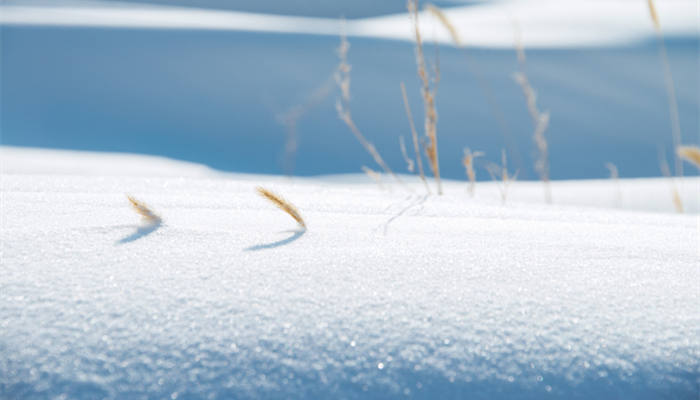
xmin=512 ymin=23 xmax=552 ymax=204
xmin=648 ymin=0 xmax=683 ymax=177
xmin=462 ymin=148 xmax=483 ymax=197
xmin=256 ymin=187 xmax=306 ymax=228
xmin=486 ymin=150 xmax=518 ymax=205
xmin=400 ymin=82 xmax=430 ymax=193
xmin=334 ymin=28 xmax=403 ymax=186
xmin=408 ymin=0 xmax=442 ymax=195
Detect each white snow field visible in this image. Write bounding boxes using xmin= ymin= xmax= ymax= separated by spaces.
xmin=1 ymin=0 xmax=697 ymax=47
xmin=1 ymin=147 xmax=698 ymax=399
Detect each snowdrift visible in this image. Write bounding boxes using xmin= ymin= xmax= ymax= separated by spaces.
xmin=1 ymin=147 xmax=698 ymax=399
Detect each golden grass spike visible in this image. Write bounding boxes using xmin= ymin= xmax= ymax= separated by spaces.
xmin=677 ymin=145 xmax=700 ymax=169
xmin=256 ymin=187 xmax=306 ymax=228
xmin=126 ymin=195 xmax=161 ymax=223
xmin=647 ymin=0 xmax=661 ymax=32
xmin=425 ymin=3 xmax=461 ymax=46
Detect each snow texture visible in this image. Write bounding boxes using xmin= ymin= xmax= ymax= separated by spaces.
xmin=1 ymin=147 xmax=698 ymax=399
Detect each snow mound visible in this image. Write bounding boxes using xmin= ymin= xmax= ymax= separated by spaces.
xmin=1 ymin=148 xmax=698 ymax=399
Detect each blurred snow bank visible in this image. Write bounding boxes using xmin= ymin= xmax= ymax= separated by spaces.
xmin=1 ymin=0 xmax=698 ymax=48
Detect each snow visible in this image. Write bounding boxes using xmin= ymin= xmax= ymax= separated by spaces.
xmin=1 ymin=147 xmax=698 ymax=399
xmin=1 ymin=0 xmax=697 ymax=48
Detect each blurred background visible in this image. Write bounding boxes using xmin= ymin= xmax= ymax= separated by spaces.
xmin=1 ymin=0 xmax=698 ymax=180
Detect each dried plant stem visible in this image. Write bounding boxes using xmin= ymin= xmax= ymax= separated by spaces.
xmin=648 ymin=0 xmax=683 ymax=178
xmin=512 ymin=24 xmax=551 ymax=204
xmin=409 ymin=0 xmax=442 ymax=195
xmin=513 ymin=71 xmax=551 ymax=203
xmin=334 ymin=27 xmax=404 ymax=188
xmin=126 ymin=195 xmax=161 ymax=224
xmin=256 ymin=187 xmax=306 ymax=228
xmin=400 ymin=82 xmax=430 ymax=193
xmin=463 ymin=148 xmax=484 ymax=197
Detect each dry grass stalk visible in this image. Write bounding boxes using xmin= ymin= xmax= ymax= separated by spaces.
xmin=512 ymin=25 xmax=552 ymax=204
xmin=462 ymin=148 xmax=484 ymax=197
xmin=126 ymin=195 xmax=161 ymax=224
xmin=677 ymin=145 xmax=700 ymax=170
xmin=425 ymin=3 xmax=461 ymax=47
xmin=334 ymin=28 xmax=403 ymax=187
xmin=486 ymin=150 xmax=518 ymax=205
xmin=604 ymin=162 xmax=622 ymax=208
xmin=659 ymin=150 xmax=684 ymax=213
xmin=399 ymin=136 xmax=414 ymax=173
xmin=256 ymin=186 xmax=306 ymax=228
xmin=408 ymin=0 xmax=442 ymax=195
xmin=647 ymin=0 xmax=683 ymax=177
xmin=400 ymin=82 xmax=430 ymax=193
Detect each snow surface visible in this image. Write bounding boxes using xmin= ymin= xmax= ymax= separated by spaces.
xmin=1 ymin=147 xmax=699 ymax=399
xmin=1 ymin=0 xmax=697 ymax=47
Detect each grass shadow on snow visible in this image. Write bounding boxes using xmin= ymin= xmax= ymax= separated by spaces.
xmin=244 ymin=229 xmax=306 ymax=251
xmin=115 ymin=222 xmax=161 ymax=245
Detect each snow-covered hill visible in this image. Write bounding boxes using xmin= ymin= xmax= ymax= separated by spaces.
xmin=1 ymin=147 xmax=698 ymax=399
